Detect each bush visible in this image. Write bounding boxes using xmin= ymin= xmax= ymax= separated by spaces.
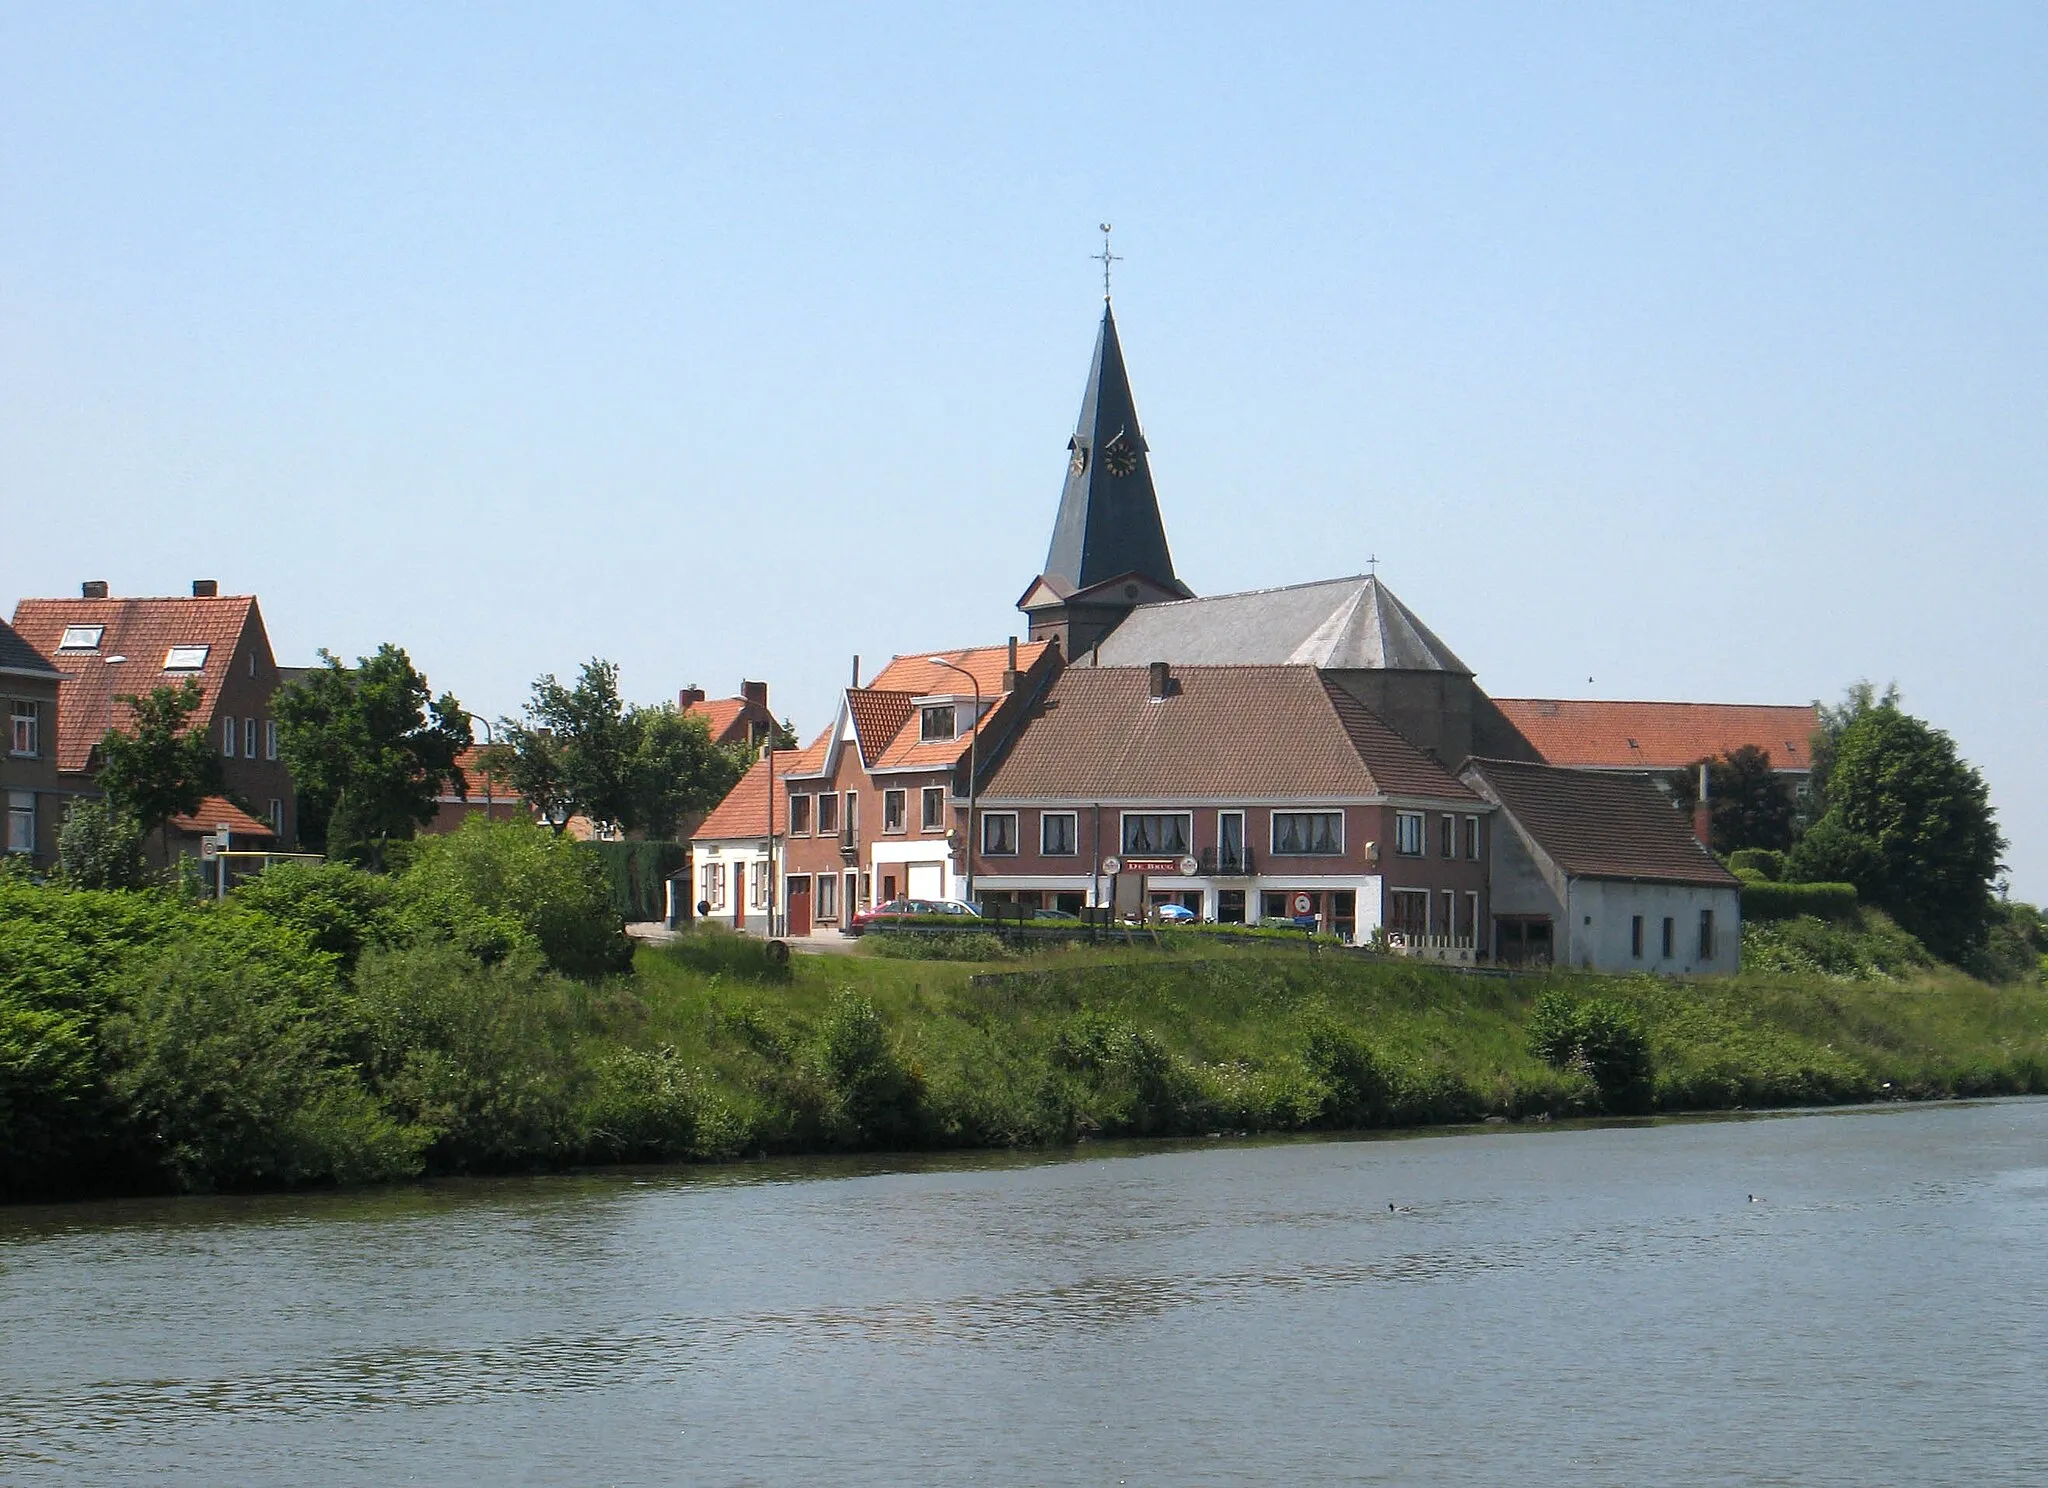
xmin=1727 ymin=848 xmax=1784 ymax=881
xmin=866 ymin=930 xmax=1012 ymax=961
xmin=1526 ymin=991 xmax=1654 ymax=1112
xmin=1050 ymin=1010 xmax=1191 ymax=1135
xmin=1299 ymin=1014 xmax=1391 ymax=1129
xmin=1742 ymin=880 xmax=1858 ymax=922
xmin=233 ymin=860 xmax=400 ymax=968
xmin=809 ymin=992 xmax=923 ymax=1148
xmin=57 ymin=799 xmax=147 ymax=890
xmin=662 ymin=925 xmax=792 ymax=982
xmin=399 ymin=818 xmax=631 ymax=979
xmin=581 ymin=1046 xmax=747 ymax=1162
xmin=580 ymin=840 xmax=687 ymax=922
xmin=1741 ymin=912 xmax=1934 ymax=981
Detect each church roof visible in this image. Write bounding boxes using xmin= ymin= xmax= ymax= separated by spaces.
xmin=1090 ymin=574 xmax=1471 ymax=674
xmin=1037 ymin=302 xmax=1185 ymax=597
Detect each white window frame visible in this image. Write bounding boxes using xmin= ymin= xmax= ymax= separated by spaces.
xmin=705 ymin=863 xmax=726 ymax=909
xmin=1440 ymin=813 xmax=1456 ymax=858
xmin=1271 ymin=811 xmax=1344 ymax=857
xmin=1442 ymin=889 xmax=1457 ymax=940
xmin=244 ymin=717 xmax=258 ymax=759
xmin=981 ymin=811 xmax=1019 ymax=856
xmin=9 ymin=701 xmax=37 ymax=759
xmin=816 ymin=792 xmax=839 ymax=835
xmin=1216 ymin=810 xmax=1246 ymax=868
xmin=921 ymin=786 xmax=946 ymax=831
xmin=883 ymin=789 xmax=907 ymax=833
xmin=1041 ymin=810 xmax=1078 ymax=856
xmin=269 ymin=799 xmax=285 ymax=835
xmin=5 ymin=790 xmax=33 ymax=854
xmin=817 ymin=872 xmax=838 ymax=920
xmin=163 ymin=644 xmax=209 ymax=671
xmin=264 ymin=719 xmax=279 ymax=761
xmin=844 ymin=790 xmax=858 ymax=843
xmin=1119 ymin=811 xmax=1192 ymax=856
xmin=222 ymin=717 xmax=237 ymax=758
xmin=920 ymin=704 xmax=956 ymax=741
xmin=751 ymin=864 xmax=771 ymax=910
xmin=789 ymin=793 xmax=812 ymax=837
xmin=1464 ymin=815 xmax=1481 ymax=860
xmin=57 ymin=624 xmax=104 ymax=651
xmin=1394 ymin=811 xmax=1425 ymax=856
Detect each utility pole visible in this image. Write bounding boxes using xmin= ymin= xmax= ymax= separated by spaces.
xmin=930 ymin=656 xmax=982 ymax=906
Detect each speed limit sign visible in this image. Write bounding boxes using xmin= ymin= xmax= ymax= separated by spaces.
xmin=1293 ymin=893 xmax=1313 ymax=915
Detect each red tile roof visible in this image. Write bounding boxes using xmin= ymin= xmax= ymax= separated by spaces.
xmin=10 ymin=595 xmax=261 ymax=772
xmin=691 ymin=732 xmax=830 ymax=841
xmin=1489 ymin=698 xmax=1820 ymax=773
xmin=169 ymin=795 xmax=276 ymax=840
xmin=441 ymin=745 xmax=524 ymax=804
xmin=1463 ymin=759 xmax=1738 ymax=888
xmin=685 ymin=697 xmax=751 ymax=745
xmin=844 ymin=690 xmax=918 ymax=766
xmin=983 ymin=665 xmax=1477 ymax=802
xmin=868 ymin=641 xmax=1050 ymax=697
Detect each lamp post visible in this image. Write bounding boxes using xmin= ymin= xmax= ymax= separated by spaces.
xmin=929 ymin=656 xmax=981 ymax=907
xmin=470 ymin=715 xmax=496 ymax=820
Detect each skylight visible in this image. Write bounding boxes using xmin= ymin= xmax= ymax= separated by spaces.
xmin=58 ymin=625 xmax=104 ymax=650
xmin=163 ymin=645 xmax=210 ymax=671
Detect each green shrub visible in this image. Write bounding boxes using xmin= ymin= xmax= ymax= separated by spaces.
xmin=1050 ymin=1010 xmax=1192 ymax=1135
xmin=1742 ymin=880 xmax=1858 ymax=922
xmin=1299 ymin=1014 xmax=1390 ymax=1128
xmin=56 ymin=799 xmax=147 ymax=890
xmin=867 ymin=930 xmax=1012 ymax=961
xmin=580 ymin=840 xmax=687 ymax=922
xmin=233 ymin=860 xmax=399 ymax=969
xmin=663 ymin=925 xmax=793 ymax=982
xmin=581 ymin=1046 xmax=747 ymax=1162
xmin=1727 ymin=848 xmax=1784 ymax=881
xmin=1740 ymin=911 xmax=1933 ymax=981
xmin=1526 ymin=990 xmax=1654 ymax=1112
xmin=398 ymin=818 xmax=631 ymax=979
xmin=810 ymin=991 xmax=923 ymax=1148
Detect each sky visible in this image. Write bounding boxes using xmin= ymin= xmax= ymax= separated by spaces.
xmin=4 ymin=3 xmax=2045 ymax=893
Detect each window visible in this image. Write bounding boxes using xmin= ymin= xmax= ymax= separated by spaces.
xmin=223 ymin=717 xmax=237 ymax=757
xmin=264 ymin=719 xmax=278 ymax=760
xmin=844 ymin=791 xmax=858 ymax=842
xmin=1121 ymin=813 xmax=1191 ymax=855
xmin=818 ymin=872 xmax=838 ymax=919
xmin=981 ymin=811 xmax=1019 ymax=855
xmin=1699 ymin=909 xmax=1716 ymax=961
xmin=1272 ymin=811 xmax=1342 ymax=856
xmin=1217 ymin=811 xmax=1246 ymax=871
xmin=1440 ymin=814 xmax=1456 ymax=857
xmin=163 ymin=644 xmax=209 ymax=671
xmin=1387 ymin=889 xmax=1429 ymax=938
xmin=752 ymin=865 xmax=771 ymax=910
xmin=1661 ymin=917 xmax=1675 ymax=959
xmin=5 ymin=791 xmax=32 ymax=854
xmin=1394 ymin=811 xmax=1425 ymax=856
xmin=269 ymin=799 xmax=284 ymax=836
xmin=57 ymin=625 xmax=104 ymax=651
xmin=884 ymin=789 xmax=906 ymax=832
xmin=1464 ymin=815 xmax=1481 ymax=860
xmin=9 ymin=701 xmax=37 ymax=758
xmin=1442 ymin=890 xmax=1458 ymax=940
xmin=920 ymin=704 xmax=956 ymax=741
xmin=789 ymin=794 xmax=811 ymax=836
xmin=704 ymin=863 xmax=726 ymax=909
xmin=1042 ymin=811 xmax=1077 ymax=855
xmin=1631 ymin=915 xmax=1644 ymax=959
xmin=816 ymin=792 xmax=839 ymax=834
xmin=921 ymin=786 xmax=946 ymax=831
xmin=244 ymin=718 xmax=258 ymax=758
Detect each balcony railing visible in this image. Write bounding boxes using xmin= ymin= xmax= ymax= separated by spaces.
xmin=838 ymin=829 xmax=857 ymax=860
xmin=1197 ymin=847 xmax=1256 ymax=877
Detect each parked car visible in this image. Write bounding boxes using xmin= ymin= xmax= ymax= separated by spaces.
xmin=1031 ymin=908 xmax=1081 ymax=921
xmin=843 ymin=898 xmax=980 ymax=936
xmin=1153 ymin=903 xmax=1198 ymax=924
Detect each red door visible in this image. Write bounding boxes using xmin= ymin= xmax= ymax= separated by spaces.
xmin=732 ymin=863 xmax=745 ymax=929
xmin=787 ymin=876 xmax=812 ymax=936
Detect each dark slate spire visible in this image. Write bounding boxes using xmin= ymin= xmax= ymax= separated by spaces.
xmin=1041 ymin=302 xmax=1183 ymax=595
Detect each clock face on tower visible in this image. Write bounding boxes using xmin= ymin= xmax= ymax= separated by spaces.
xmin=1103 ymin=436 xmax=1138 ymax=477
xmin=1069 ymin=442 xmax=1088 ymax=477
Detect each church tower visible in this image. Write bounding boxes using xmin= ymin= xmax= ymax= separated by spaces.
xmin=1018 ymin=296 xmax=1192 ymax=657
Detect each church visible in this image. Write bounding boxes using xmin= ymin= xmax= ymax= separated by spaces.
xmin=696 ymin=289 xmax=1782 ymax=969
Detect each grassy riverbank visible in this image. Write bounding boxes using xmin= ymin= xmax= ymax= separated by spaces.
xmin=7 ymin=833 xmax=2047 ymax=1200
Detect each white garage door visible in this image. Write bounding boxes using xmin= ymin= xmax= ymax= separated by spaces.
xmin=907 ymin=861 xmax=945 ymax=900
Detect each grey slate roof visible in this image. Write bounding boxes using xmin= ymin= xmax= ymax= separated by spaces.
xmin=0 ymin=618 xmax=62 ymax=678
xmin=1092 ymin=574 xmax=1472 ymax=674
xmin=1039 ymin=302 xmax=1184 ymax=596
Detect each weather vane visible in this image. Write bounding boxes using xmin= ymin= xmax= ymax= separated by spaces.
xmin=1092 ymin=223 xmax=1121 ymax=300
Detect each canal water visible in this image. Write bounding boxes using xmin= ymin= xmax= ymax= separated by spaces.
xmin=3 ymin=1100 xmax=2045 ymax=1485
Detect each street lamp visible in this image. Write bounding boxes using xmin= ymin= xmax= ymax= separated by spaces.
xmin=470 ymin=715 xmax=496 ymax=820
xmin=928 ymin=655 xmax=981 ymax=907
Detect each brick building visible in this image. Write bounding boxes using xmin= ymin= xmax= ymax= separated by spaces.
xmin=680 ymin=679 xmax=778 ymax=750
xmin=10 ymin=580 xmax=299 ymax=859
xmin=1 ymin=617 xmax=65 ymax=866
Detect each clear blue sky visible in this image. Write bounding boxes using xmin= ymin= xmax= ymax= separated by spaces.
xmin=4 ymin=4 xmax=2045 ymax=894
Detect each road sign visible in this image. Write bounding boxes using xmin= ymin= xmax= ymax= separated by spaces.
xmin=1293 ymin=893 xmax=1314 ymax=916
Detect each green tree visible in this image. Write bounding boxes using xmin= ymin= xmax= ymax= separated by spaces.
xmin=97 ymin=680 xmax=225 ymax=862
xmin=275 ymin=645 xmax=470 ymax=869
xmin=1667 ymin=744 xmax=1796 ymax=855
xmin=1807 ymin=680 xmax=1901 ymax=818
xmin=57 ymin=798 xmax=146 ymax=889
xmin=1788 ymin=703 xmax=2004 ymax=963
xmin=493 ymin=660 xmax=748 ymax=837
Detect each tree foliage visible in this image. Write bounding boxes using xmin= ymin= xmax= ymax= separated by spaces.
xmin=57 ymin=798 xmax=146 ymax=889
xmin=488 ymin=659 xmax=747 ymax=837
xmin=1667 ymin=744 xmax=1795 ymax=854
xmin=1788 ymin=701 xmax=2004 ymax=963
xmin=274 ymin=644 xmax=469 ymax=868
xmin=96 ymin=680 xmax=224 ymax=858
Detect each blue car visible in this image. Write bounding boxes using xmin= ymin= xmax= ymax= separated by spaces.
xmin=1153 ymin=903 xmax=1198 ymax=923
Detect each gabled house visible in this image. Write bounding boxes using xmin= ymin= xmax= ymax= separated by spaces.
xmin=9 ymin=580 xmax=299 ymax=857
xmin=688 ymin=735 xmax=828 ymax=934
xmin=975 ymin=661 xmax=1491 ymax=946
xmin=423 ymin=744 xmax=531 ymax=834
xmin=2 ymin=617 xmax=65 ymax=866
xmin=1462 ymin=757 xmax=1742 ymax=972
xmin=679 ymin=679 xmax=778 ymax=750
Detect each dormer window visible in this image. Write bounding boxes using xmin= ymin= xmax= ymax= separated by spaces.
xmin=163 ymin=645 xmax=210 ymax=671
xmin=920 ymin=704 xmax=956 ymax=741
xmin=58 ymin=625 xmax=104 ymax=651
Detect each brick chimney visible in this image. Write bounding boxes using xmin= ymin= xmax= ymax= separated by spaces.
xmin=741 ymin=679 xmax=768 ymax=710
xmin=677 ymin=686 xmax=706 ymax=709
xmin=1148 ymin=661 xmax=1172 ymax=699
xmin=81 ymin=580 xmax=108 ymax=599
xmin=1692 ymin=762 xmax=1712 ymax=848
xmin=1002 ymin=636 xmax=1020 ymax=691
xmin=192 ymin=579 xmax=218 ymax=597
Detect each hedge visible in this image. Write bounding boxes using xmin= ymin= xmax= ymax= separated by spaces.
xmin=579 ymin=840 xmax=687 ymax=922
xmin=1741 ymin=880 xmax=1858 ymax=922
xmin=1728 ymin=848 xmax=1785 ymax=881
